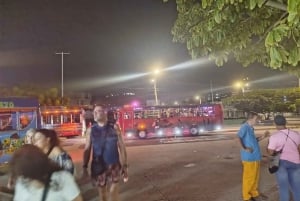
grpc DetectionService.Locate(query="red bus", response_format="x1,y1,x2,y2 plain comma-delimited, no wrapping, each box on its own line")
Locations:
40,106,83,137
116,103,224,139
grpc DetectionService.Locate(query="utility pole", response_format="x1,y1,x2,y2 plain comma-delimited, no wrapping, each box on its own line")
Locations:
55,52,70,103
151,79,158,105
210,80,214,103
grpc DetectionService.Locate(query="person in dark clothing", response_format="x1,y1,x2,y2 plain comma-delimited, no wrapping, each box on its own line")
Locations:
83,105,128,201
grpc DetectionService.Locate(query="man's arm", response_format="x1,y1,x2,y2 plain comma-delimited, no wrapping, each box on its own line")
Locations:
115,124,128,167
82,127,92,168
267,148,276,155
238,137,253,153
256,130,270,142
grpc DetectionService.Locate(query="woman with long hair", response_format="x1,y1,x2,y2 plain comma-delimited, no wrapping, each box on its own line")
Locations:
33,129,74,174
10,144,82,201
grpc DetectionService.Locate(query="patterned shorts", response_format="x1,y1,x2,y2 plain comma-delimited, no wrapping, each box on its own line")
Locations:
92,163,121,187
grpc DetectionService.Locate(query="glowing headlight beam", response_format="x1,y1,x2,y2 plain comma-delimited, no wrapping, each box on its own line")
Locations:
199,74,295,95
164,58,211,72
69,72,148,89
68,57,212,89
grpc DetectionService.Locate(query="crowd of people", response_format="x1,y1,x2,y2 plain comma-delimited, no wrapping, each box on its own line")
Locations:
5,104,128,201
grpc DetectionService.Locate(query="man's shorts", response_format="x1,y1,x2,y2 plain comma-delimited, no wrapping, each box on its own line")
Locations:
92,163,121,187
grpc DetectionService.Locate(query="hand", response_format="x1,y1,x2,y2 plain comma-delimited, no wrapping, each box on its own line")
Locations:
244,147,253,153
77,168,90,185
121,165,129,183
264,130,271,138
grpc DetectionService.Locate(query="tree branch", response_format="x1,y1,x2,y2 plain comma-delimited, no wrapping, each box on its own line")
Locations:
256,11,289,45
265,1,287,11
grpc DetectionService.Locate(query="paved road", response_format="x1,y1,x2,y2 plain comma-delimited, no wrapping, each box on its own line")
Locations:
61,127,283,201
1,124,299,201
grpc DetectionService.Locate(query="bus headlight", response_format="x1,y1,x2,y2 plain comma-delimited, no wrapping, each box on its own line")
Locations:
174,127,182,136
199,128,205,133
157,129,164,136
126,132,134,138
215,125,222,130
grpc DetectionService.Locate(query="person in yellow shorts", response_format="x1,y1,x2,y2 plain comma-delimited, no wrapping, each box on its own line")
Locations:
237,111,269,201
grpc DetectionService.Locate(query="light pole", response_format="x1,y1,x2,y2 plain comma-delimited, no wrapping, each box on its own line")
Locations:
151,69,160,106
195,95,201,104
235,82,245,96
55,52,70,102
210,80,214,103
151,79,158,105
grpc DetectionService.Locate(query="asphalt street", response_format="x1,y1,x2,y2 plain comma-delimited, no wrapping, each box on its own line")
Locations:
0,123,299,201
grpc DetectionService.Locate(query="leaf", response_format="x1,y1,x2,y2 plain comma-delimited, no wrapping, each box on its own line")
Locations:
273,31,282,42
287,0,297,13
288,12,297,23
202,0,207,9
194,35,200,47
249,0,257,10
214,12,222,24
265,32,274,47
270,47,282,63
256,0,265,7
216,57,224,66
216,0,225,10
278,48,289,63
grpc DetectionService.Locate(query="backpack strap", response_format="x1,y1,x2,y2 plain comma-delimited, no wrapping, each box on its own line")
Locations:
41,173,51,201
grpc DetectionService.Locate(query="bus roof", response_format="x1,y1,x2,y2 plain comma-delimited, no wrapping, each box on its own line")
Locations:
0,97,39,108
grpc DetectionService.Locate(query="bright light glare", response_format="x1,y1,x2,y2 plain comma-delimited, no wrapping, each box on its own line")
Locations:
69,72,148,89
126,132,133,138
215,125,222,130
251,74,292,85
154,69,160,75
157,130,164,136
174,127,182,135
68,57,211,89
166,58,211,72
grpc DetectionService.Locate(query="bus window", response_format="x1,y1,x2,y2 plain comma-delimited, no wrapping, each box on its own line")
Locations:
43,115,52,124
63,114,71,123
124,113,130,119
53,114,61,124
73,113,81,123
0,113,13,131
19,112,34,129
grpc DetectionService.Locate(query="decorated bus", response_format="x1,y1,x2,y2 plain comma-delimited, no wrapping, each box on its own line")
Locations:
40,106,83,137
116,103,224,139
0,97,40,163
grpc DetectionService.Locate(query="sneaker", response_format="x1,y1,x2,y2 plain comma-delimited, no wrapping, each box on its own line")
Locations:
243,199,253,201
251,195,268,201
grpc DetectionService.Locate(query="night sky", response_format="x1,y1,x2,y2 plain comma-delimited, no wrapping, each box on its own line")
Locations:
0,0,298,101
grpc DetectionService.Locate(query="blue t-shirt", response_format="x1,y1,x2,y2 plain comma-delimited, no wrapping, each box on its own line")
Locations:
237,123,261,161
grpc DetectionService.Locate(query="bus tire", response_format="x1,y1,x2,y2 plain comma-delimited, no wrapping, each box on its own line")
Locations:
190,127,198,135
138,130,147,139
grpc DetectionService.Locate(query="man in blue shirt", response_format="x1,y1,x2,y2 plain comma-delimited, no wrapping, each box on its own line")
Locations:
237,111,268,201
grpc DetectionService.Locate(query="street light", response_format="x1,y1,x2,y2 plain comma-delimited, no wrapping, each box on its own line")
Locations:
151,79,158,105
235,81,245,96
151,69,160,105
195,95,201,104
55,51,70,102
